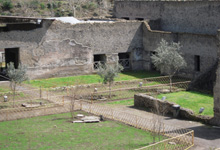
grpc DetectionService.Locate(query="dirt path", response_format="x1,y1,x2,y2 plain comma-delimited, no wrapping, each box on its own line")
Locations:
101,104,220,150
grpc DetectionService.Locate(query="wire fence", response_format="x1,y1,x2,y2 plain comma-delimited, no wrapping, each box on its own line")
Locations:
0,76,193,149
0,76,190,121
81,102,194,150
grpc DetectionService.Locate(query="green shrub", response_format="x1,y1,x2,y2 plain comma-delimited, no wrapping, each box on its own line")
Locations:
40,3,45,9
82,2,97,11
47,2,58,9
88,2,97,10
1,0,13,10
30,0,39,9
57,2,62,8
16,2,21,8
47,3,51,9
55,10,64,17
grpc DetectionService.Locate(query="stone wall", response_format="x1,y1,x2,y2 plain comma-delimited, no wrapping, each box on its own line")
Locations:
42,21,143,71
0,20,143,79
142,22,218,78
134,93,212,124
114,1,220,34
0,17,218,81
212,30,220,126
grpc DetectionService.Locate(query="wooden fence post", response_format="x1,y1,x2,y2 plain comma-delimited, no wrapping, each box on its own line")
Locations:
40,86,42,99
62,96,64,106
135,116,138,128
80,100,82,110
111,109,114,119
47,90,48,100
192,131,194,145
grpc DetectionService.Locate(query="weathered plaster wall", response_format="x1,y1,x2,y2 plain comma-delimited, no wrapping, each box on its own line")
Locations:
212,30,220,126
0,20,143,79
142,22,218,78
114,1,220,34
42,21,143,71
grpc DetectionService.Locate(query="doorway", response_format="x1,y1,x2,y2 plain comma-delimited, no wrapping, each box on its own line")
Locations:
5,48,19,69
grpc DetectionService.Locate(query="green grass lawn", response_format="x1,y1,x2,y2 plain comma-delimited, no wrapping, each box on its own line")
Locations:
26,71,160,88
157,91,214,116
0,99,53,110
0,112,163,150
107,99,134,106
0,86,11,93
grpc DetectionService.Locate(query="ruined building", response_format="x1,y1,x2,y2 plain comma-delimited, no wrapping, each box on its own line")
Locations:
0,0,220,125
114,0,220,125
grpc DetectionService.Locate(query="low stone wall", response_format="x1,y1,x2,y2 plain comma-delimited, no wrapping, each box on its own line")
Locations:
134,93,212,124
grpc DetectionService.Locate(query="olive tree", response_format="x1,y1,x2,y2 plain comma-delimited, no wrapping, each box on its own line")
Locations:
97,62,123,98
151,39,187,91
7,62,28,107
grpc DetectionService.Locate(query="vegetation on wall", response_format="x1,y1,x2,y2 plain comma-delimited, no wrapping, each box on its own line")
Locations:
0,0,114,18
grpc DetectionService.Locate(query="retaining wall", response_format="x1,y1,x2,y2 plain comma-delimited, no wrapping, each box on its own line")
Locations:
134,93,212,124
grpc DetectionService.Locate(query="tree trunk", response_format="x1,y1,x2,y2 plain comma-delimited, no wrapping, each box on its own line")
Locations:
109,82,112,99
70,89,75,120
13,84,16,108
73,7,76,17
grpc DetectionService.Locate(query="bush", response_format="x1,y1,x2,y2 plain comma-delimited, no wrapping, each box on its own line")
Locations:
47,2,58,9
55,10,64,17
30,0,39,9
88,2,97,10
40,3,45,9
82,2,97,11
1,0,13,11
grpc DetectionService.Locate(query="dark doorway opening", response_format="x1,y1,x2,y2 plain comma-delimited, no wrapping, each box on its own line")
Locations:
0,48,19,81
150,51,157,71
93,54,106,70
118,52,130,69
194,55,200,72
136,18,144,21
5,48,19,69
121,17,129,20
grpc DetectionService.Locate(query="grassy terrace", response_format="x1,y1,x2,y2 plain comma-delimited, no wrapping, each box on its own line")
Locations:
26,71,160,88
107,99,134,106
0,112,163,150
157,91,214,116
107,91,214,116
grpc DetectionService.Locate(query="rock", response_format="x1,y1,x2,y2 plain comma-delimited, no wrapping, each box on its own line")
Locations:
81,116,100,121
84,120,100,123
21,103,41,108
168,142,176,145
73,120,84,123
77,114,84,119
81,116,100,123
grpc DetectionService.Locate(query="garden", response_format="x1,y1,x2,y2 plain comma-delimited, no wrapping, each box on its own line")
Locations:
0,111,164,150
107,91,214,117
